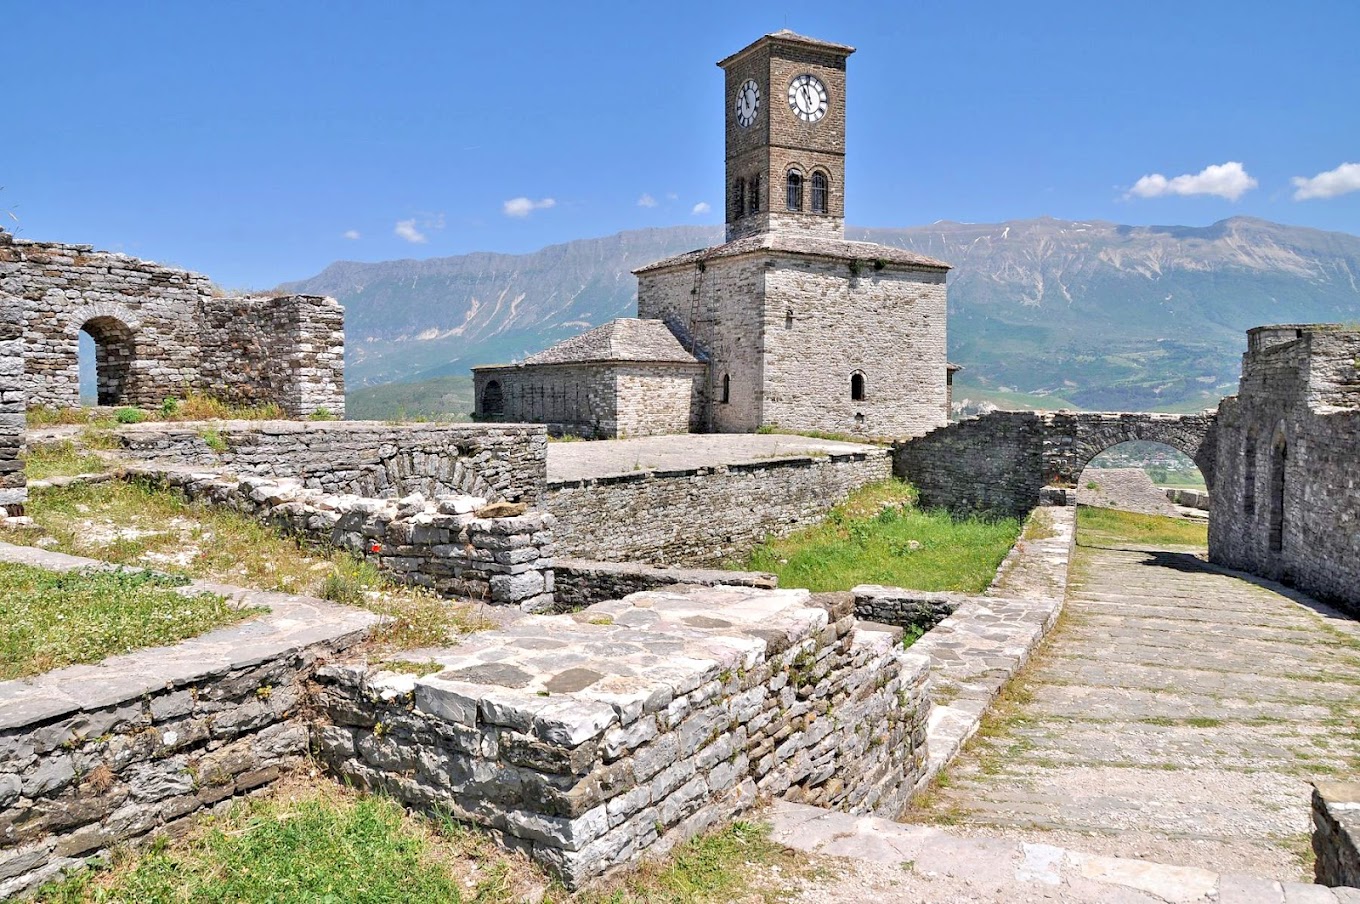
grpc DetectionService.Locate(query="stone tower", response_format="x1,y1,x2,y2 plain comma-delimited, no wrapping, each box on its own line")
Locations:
720,31,853,241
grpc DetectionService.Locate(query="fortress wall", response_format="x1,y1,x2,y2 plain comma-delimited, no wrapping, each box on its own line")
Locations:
129,465,556,611
313,585,928,889
112,420,547,505
0,294,24,516
0,545,377,899
544,448,891,566
0,233,343,416
893,411,1047,519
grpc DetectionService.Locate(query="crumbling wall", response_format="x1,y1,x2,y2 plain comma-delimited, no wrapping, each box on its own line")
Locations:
312,585,928,889
0,293,24,516
0,233,344,417
114,421,547,504
1313,781,1360,888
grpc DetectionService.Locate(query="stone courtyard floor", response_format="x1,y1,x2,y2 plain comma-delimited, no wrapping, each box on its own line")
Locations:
545,433,880,482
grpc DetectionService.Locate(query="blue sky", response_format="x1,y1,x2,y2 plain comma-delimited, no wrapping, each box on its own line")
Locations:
7,0,1359,288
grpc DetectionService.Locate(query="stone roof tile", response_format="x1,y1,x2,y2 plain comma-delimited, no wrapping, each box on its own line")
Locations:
633,232,950,274
520,318,700,366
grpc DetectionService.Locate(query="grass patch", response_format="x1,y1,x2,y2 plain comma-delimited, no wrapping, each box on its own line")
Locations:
0,563,252,680
1076,505,1208,548
36,781,811,904
743,479,1019,593
21,442,111,480
26,392,285,429
22,479,484,653
754,423,884,445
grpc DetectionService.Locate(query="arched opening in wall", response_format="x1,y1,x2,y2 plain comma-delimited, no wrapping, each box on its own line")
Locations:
850,371,866,401
481,380,505,418
78,317,135,407
720,374,730,404
785,170,803,211
1269,433,1287,553
1077,441,1209,526
811,171,829,214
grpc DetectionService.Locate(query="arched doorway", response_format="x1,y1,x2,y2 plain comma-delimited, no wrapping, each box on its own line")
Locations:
78,316,136,406
1077,440,1209,521
481,380,505,419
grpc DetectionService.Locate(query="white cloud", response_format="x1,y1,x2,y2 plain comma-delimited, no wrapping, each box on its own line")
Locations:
691,201,711,215
1291,162,1360,200
1126,161,1258,201
637,193,658,208
666,192,679,201
394,219,426,244
503,196,557,217
342,229,361,240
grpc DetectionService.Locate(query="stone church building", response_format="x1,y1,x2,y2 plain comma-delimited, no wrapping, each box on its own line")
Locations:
474,31,952,439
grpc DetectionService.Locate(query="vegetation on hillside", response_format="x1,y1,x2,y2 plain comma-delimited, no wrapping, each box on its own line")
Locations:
742,480,1019,593
345,375,474,422
34,780,810,903
0,563,250,680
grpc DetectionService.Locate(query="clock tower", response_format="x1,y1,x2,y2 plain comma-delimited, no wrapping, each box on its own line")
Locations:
719,30,854,241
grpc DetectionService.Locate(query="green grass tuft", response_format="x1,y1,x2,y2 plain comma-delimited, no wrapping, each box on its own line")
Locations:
741,479,1019,593
21,442,110,480
0,563,253,680
1076,505,1208,548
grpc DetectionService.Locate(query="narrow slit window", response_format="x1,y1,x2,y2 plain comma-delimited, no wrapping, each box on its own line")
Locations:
749,174,760,214
811,172,828,214
721,374,731,404
850,371,866,401
734,178,745,216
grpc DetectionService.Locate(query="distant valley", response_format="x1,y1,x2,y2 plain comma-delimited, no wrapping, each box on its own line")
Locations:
279,217,1360,418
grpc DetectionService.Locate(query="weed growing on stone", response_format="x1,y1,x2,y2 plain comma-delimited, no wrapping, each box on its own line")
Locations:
743,479,1019,592
0,563,254,680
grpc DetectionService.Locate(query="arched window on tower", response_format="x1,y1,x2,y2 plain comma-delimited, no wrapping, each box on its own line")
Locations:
850,371,866,401
721,374,731,404
811,171,828,214
749,173,760,214
786,171,803,211
734,178,746,216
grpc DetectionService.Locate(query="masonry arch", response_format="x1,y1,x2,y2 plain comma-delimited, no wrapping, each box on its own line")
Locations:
1077,440,1209,518
1045,412,1218,491
78,316,137,406
481,380,505,418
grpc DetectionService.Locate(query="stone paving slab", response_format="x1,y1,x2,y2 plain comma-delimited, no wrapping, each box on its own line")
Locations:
772,800,1360,903
544,433,882,483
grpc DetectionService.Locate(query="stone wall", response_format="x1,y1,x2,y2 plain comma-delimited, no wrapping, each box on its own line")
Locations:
552,557,777,612
130,466,556,611
894,410,1217,519
1210,326,1360,610
0,293,24,516
545,447,892,565
0,543,378,898
312,584,928,889
113,420,547,505
0,232,344,417
852,585,965,633
1313,781,1360,888
473,362,703,439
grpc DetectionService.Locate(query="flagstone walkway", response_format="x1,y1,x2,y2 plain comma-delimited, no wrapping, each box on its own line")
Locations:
909,526,1360,882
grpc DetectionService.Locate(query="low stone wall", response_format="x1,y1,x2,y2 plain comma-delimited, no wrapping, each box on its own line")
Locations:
0,295,24,517
552,558,777,611
131,466,556,611
545,448,891,565
0,542,378,898
1166,488,1210,511
1314,781,1360,888
312,584,928,888
114,420,548,505
852,585,965,633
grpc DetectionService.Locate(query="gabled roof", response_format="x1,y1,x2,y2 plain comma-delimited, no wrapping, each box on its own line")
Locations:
633,232,951,275
518,318,701,366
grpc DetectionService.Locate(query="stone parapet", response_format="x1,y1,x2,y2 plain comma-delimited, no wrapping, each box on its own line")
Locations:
113,420,548,505
0,294,24,517
130,465,556,611
312,584,928,888
553,557,777,611
851,585,965,633
0,542,378,898
1314,781,1360,888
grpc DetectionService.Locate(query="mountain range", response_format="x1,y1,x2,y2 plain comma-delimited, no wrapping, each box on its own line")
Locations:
279,216,1360,416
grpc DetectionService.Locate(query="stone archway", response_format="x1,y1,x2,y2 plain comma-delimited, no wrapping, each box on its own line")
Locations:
1044,412,1219,491
79,315,137,406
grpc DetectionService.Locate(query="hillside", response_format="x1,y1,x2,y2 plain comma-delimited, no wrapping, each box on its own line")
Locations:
282,217,1360,416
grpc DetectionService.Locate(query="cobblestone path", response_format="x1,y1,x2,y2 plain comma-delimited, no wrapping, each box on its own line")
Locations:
911,523,1360,881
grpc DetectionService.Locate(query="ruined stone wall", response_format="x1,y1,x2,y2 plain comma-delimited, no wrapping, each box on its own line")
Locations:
1210,328,1360,609
132,466,556,610
1313,781,1360,888
894,411,1047,519
113,420,547,504
0,546,377,899
761,261,948,440
313,585,928,889
0,233,344,417
0,294,24,516
545,448,891,565
552,558,776,612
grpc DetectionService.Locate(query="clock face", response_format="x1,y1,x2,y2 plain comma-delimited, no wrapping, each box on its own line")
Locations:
735,78,760,128
788,74,828,124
